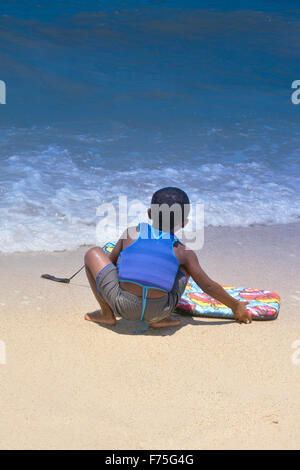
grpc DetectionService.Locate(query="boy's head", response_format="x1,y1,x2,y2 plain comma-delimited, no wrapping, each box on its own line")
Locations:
149,187,190,233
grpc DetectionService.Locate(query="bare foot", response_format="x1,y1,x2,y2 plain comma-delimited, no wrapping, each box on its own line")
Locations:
84,310,117,326
150,315,181,328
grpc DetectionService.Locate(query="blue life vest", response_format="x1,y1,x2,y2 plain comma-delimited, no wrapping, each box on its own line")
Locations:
117,223,180,331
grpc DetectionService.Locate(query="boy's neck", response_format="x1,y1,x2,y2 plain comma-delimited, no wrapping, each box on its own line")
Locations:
150,222,174,235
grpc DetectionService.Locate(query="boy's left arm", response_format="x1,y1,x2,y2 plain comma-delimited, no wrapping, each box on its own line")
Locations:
182,249,252,324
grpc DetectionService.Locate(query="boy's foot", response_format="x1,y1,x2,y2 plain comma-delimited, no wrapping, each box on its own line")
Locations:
84,310,117,326
150,315,181,328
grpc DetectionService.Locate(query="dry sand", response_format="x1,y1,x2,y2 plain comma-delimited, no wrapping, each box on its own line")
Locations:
0,223,299,450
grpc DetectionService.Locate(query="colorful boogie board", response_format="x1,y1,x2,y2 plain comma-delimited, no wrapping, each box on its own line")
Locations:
103,242,280,321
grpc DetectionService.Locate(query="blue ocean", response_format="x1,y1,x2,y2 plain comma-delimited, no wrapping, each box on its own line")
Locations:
0,0,299,252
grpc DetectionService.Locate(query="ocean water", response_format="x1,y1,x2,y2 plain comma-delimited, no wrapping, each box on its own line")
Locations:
0,0,300,252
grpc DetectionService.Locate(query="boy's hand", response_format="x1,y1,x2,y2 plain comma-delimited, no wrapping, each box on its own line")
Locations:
232,301,252,324
178,248,253,324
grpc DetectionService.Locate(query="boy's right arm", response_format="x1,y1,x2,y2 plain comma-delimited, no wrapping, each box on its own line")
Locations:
106,227,137,265
105,229,128,265
182,249,252,324
107,237,122,265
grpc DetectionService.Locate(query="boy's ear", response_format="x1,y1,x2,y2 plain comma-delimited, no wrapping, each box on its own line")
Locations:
148,208,152,219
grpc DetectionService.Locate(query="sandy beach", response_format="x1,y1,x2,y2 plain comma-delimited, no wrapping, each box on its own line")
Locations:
1,0,300,453
0,222,300,450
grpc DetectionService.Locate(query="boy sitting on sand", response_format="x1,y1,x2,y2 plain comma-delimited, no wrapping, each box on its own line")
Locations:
84,187,251,329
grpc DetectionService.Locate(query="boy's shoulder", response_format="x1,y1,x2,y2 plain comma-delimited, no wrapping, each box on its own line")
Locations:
120,226,139,250
126,225,139,240
174,239,187,249
173,239,186,258
173,239,197,265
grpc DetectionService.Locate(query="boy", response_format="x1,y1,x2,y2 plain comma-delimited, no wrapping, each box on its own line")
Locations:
84,187,251,329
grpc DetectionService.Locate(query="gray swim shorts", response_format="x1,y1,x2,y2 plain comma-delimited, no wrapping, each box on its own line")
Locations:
95,264,188,324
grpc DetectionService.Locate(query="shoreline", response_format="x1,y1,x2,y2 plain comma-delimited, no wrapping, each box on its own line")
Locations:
0,222,300,449
1,220,300,256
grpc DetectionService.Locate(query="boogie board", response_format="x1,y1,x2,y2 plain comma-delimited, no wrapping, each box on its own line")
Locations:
103,242,280,321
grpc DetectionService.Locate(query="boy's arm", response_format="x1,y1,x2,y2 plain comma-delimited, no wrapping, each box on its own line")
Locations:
105,230,127,265
105,227,137,265
182,249,252,324
107,238,122,265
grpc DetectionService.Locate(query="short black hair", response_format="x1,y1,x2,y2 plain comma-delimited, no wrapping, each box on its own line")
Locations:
151,187,190,232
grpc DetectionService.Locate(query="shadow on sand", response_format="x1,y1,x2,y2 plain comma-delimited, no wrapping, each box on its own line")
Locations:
84,310,236,337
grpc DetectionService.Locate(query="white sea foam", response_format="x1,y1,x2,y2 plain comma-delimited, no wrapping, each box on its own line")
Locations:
1,2,299,252
0,123,299,253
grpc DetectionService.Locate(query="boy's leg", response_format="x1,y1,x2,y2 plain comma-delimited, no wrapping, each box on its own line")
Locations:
84,247,117,326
